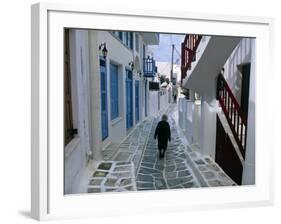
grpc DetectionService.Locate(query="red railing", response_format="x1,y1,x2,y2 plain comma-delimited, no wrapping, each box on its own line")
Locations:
181,34,202,82
217,74,247,158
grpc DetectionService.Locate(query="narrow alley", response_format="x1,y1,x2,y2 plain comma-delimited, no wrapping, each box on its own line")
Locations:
64,30,254,195
85,104,236,193
135,105,199,190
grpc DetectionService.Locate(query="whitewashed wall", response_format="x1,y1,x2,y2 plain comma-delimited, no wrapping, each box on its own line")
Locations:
223,39,252,104
141,80,147,120
178,98,201,146
222,38,255,184
64,140,84,194
65,30,91,194
96,31,133,145
94,31,151,144
242,40,256,185
159,88,169,111
199,99,217,158
149,91,159,116
65,30,160,193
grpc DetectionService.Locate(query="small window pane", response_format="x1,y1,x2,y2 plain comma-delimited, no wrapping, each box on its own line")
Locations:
135,34,139,52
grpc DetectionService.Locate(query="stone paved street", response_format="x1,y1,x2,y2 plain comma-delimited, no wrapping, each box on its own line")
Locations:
136,112,200,191
87,117,154,193
86,104,236,194
88,161,136,193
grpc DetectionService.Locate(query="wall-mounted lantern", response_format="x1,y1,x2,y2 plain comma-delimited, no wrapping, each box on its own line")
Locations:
129,61,134,70
99,43,108,59
137,70,142,78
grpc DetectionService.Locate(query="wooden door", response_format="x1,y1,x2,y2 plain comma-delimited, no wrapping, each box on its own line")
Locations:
241,63,251,119
215,115,243,185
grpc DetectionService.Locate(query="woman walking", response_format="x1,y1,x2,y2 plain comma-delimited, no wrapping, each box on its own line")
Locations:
154,114,171,159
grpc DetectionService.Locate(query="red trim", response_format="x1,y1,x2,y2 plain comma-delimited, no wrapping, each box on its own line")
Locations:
181,35,202,82
217,74,247,158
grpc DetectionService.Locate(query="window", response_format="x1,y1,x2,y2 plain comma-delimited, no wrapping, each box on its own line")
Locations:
122,32,133,50
128,32,133,49
112,31,123,41
110,63,119,120
113,31,134,50
118,31,123,40
135,33,139,52
123,32,127,46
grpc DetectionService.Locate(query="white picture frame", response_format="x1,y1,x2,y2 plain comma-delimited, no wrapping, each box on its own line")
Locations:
31,2,274,221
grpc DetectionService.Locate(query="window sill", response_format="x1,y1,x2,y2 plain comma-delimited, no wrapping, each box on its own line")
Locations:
65,136,81,159
111,117,123,126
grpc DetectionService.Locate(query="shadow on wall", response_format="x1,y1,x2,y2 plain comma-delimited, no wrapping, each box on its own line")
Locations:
225,39,252,104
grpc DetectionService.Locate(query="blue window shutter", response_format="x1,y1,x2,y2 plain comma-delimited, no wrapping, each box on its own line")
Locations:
110,64,119,120
118,32,123,40
130,32,133,49
100,58,108,140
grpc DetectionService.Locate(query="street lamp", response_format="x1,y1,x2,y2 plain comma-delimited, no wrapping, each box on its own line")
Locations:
99,43,108,59
129,61,134,70
137,70,142,78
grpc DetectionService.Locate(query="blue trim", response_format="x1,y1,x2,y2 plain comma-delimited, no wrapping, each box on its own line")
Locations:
110,63,119,120
100,58,108,140
135,81,140,123
145,80,147,117
126,70,133,129
118,32,123,40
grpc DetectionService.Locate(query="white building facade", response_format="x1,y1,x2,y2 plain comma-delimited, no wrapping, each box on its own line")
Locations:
179,35,255,185
64,29,163,194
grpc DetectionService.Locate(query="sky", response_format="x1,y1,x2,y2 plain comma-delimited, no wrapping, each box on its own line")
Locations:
147,34,185,64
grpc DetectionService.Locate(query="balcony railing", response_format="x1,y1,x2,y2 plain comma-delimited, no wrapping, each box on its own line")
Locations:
181,34,202,82
143,57,157,77
217,73,247,158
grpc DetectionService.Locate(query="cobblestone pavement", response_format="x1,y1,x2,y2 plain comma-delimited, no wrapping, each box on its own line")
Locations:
172,103,237,187
87,117,154,193
88,161,137,193
136,108,200,191
87,104,236,193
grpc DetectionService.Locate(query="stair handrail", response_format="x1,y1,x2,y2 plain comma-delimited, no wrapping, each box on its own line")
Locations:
181,34,202,82
217,73,247,158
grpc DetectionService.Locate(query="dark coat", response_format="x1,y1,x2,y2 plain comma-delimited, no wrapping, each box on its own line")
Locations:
154,120,171,150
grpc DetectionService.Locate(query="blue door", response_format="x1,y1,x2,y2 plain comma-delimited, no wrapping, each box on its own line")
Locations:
135,80,140,123
110,63,119,120
145,80,147,117
126,70,133,129
100,59,108,140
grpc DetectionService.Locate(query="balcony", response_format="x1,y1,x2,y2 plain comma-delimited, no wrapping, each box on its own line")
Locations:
143,57,157,78
181,35,202,81
181,35,241,99
141,33,160,45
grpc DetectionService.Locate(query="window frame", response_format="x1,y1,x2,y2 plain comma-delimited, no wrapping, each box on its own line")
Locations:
135,33,139,52
110,63,119,120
